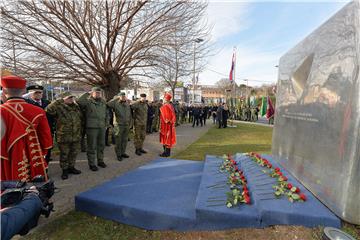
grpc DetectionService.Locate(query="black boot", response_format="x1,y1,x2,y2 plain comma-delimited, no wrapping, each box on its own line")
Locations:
135,149,142,156
140,149,147,154
159,145,166,157
89,165,98,171
61,169,69,180
98,162,107,168
68,167,81,174
166,148,171,157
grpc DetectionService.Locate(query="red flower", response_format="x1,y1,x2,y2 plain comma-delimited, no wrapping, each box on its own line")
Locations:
275,167,280,172
267,163,272,168
282,176,288,181
235,166,239,171
299,193,306,201
287,183,293,189
243,185,248,191
295,187,300,193
277,171,283,176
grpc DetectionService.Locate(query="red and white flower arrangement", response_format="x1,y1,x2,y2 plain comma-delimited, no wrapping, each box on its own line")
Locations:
248,152,306,203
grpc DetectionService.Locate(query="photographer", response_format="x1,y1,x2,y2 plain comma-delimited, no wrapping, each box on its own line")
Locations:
1,177,55,240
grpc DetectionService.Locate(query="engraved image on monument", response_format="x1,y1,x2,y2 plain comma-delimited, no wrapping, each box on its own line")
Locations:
272,1,360,224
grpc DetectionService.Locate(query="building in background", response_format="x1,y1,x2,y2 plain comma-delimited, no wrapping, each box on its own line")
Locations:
199,85,226,104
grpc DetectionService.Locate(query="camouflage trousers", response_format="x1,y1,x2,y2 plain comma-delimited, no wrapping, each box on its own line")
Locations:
58,141,80,170
152,116,159,132
133,124,146,149
114,124,130,158
176,114,180,126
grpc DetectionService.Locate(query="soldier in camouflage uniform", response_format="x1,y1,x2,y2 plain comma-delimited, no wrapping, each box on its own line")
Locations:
151,100,160,132
46,92,82,180
174,101,180,126
180,103,186,124
131,93,148,156
77,87,108,171
107,92,132,161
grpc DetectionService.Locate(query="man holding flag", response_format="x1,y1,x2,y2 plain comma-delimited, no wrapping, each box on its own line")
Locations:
260,96,275,124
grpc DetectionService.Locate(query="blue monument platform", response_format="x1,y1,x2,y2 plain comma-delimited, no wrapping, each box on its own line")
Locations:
75,155,341,230
235,154,341,228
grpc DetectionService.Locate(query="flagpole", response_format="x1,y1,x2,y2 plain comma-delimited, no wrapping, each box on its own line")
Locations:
233,47,236,108
231,47,236,126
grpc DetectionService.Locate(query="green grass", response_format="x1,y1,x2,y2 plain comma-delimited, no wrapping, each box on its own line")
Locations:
24,123,360,240
174,123,273,160
25,211,162,240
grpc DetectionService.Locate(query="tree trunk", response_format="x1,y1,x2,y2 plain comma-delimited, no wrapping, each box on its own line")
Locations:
103,71,121,101
171,87,175,102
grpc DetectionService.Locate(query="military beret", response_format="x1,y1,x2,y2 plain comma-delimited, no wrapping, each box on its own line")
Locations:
140,93,146,97
91,87,102,92
61,91,75,99
118,92,126,96
1,75,26,89
27,85,44,92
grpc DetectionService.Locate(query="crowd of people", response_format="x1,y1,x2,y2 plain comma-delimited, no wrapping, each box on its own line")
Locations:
0,74,271,183
0,75,177,182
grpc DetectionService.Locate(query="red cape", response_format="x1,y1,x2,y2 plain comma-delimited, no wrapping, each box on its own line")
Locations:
159,103,176,148
1,99,52,181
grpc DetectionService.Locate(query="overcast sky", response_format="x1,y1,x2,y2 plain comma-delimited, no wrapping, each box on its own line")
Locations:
200,0,350,87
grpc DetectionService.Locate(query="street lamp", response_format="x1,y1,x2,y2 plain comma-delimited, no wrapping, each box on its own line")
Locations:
192,38,204,103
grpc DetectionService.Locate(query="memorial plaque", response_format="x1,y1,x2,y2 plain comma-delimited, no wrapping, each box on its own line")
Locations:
272,1,360,224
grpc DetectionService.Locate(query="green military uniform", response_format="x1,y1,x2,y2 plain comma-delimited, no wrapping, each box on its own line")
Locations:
174,102,180,126
180,104,186,124
46,92,82,176
107,93,132,161
152,101,160,132
77,89,108,168
131,99,148,153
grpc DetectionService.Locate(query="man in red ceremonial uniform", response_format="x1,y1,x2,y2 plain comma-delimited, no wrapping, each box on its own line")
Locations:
0,75,52,181
159,93,176,157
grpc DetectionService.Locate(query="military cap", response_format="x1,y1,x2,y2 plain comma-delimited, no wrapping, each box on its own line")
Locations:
117,92,126,96
140,93,146,97
91,86,102,92
61,91,75,99
1,75,26,89
27,85,44,92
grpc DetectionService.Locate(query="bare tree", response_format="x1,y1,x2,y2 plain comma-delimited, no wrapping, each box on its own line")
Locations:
151,1,211,98
1,0,206,99
216,78,236,92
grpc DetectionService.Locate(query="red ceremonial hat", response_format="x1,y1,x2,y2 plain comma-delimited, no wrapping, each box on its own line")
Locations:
1,75,26,89
164,93,172,101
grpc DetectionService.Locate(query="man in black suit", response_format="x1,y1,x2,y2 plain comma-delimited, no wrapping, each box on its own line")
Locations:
25,85,54,163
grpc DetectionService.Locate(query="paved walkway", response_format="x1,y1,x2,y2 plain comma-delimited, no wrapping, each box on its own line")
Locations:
44,123,211,222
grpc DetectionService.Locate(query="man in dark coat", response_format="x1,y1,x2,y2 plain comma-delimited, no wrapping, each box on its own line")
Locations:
216,103,224,128
192,105,201,127
25,85,54,163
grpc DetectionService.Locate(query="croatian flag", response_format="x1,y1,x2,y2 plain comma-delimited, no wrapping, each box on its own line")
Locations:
229,51,236,82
